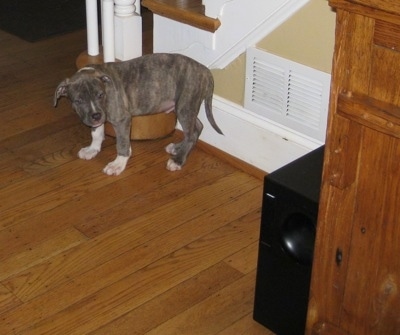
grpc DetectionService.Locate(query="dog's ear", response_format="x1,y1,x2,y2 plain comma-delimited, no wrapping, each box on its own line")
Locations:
54,79,69,107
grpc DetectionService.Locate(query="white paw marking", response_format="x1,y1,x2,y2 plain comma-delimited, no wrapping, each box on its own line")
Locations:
78,124,104,160
165,143,177,155
166,159,182,171
78,147,100,160
103,155,129,176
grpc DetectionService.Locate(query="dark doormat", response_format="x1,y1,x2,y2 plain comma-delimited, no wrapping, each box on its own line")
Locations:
0,0,88,42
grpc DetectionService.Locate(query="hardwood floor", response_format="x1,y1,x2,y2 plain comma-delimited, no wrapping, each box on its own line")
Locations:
0,22,273,335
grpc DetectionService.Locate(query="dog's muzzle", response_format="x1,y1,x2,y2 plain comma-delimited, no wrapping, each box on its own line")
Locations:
92,113,102,122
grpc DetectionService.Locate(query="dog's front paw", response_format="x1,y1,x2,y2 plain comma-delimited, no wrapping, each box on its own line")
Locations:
103,155,129,176
166,158,182,171
78,146,100,160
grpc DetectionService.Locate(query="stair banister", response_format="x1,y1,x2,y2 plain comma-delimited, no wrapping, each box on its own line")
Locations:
83,0,142,64
85,0,100,56
114,0,142,61
102,0,115,62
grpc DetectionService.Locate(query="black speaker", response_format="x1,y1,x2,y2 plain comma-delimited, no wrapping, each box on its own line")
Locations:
253,146,324,335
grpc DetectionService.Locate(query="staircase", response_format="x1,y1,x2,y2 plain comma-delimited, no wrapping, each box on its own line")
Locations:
143,0,310,69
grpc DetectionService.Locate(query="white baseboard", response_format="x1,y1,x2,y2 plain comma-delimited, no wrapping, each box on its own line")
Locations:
193,96,324,173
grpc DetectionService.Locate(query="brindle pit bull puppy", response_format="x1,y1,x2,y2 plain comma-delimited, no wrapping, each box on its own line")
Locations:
54,53,223,176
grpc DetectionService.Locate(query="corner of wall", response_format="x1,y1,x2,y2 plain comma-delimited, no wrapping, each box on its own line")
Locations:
211,53,246,106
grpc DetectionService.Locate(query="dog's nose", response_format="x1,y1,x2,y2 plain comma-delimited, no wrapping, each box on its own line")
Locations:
91,113,102,121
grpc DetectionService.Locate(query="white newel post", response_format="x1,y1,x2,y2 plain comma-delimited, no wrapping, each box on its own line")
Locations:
114,0,142,60
84,0,141,63
85,0,100,56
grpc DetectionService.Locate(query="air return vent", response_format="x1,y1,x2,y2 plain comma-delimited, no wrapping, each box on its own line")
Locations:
245,48,331,142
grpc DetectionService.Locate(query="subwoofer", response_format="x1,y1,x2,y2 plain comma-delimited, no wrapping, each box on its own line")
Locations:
253,146,324,335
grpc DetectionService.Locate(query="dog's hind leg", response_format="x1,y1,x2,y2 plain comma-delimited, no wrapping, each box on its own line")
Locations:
165,116,203,171
78,124,105,160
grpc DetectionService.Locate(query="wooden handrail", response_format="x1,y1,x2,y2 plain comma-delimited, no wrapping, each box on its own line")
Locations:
142,0,221,32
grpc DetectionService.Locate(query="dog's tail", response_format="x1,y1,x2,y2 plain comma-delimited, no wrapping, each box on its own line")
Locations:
205,86,223,135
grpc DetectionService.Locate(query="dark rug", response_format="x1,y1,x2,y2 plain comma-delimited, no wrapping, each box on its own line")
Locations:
0,0,88,42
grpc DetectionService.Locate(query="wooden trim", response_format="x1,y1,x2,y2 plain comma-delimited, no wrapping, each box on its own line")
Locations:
142,0,221,32
337,91,400,139
374,19,400,51
346,0,400,16
329,0,400,25
196,139,267,180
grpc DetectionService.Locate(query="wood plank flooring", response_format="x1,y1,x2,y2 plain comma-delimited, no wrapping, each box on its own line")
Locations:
0,22,274,334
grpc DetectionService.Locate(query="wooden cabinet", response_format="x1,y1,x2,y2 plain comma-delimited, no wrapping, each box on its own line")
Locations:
306,1,400,334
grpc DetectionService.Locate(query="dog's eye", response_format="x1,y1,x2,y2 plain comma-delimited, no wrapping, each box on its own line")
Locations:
74,98,83,105
97,92,105,100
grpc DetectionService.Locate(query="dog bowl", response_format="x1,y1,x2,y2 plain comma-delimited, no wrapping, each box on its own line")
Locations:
104,112,177,140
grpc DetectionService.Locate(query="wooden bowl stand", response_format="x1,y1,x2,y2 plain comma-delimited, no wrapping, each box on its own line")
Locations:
104,112,177,140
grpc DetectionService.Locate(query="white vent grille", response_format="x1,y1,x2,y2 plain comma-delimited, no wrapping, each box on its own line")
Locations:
245,48,331,142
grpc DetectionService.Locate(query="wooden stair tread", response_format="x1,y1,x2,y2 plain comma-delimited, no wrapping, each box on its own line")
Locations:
142,0,221,32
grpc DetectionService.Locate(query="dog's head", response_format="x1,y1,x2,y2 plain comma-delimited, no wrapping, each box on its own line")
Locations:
54,67,112,128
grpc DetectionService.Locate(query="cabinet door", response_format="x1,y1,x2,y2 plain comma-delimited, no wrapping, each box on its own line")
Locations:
307,9,400,335
308,86,400,335
340,124,400,335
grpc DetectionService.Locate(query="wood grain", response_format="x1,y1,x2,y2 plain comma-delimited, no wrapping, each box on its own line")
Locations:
374,19,400,51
